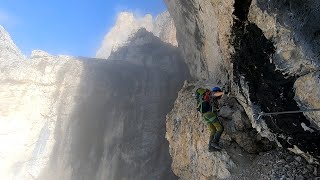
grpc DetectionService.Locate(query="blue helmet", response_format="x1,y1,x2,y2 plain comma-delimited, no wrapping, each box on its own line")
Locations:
212,87,221,92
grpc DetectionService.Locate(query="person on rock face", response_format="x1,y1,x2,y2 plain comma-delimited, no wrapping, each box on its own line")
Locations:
206,87,224,151
196,86,224,151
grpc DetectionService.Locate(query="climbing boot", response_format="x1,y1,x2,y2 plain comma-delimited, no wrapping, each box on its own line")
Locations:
208,135,221,151
211,143,222,150
208,135,215,152
208,145,216,152
213,131,222,144
209,143,221,151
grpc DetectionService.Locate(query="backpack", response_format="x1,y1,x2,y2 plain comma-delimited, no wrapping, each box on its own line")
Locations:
195,88,212,113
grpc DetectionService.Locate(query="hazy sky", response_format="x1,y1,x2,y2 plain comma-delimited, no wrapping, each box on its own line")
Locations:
0,0,166,57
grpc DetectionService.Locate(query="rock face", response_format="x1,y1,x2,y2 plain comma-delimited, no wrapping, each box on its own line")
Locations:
153,11,177,47
248,0,320,76
0,25,24,64
294,72,320,128
166,81,317,179
247,1,320,139
164,0,234,81
167,82,234,180
0,52,83,179
165,0,320,179
0,26,189,179
231,0,320,161
96,11,177,59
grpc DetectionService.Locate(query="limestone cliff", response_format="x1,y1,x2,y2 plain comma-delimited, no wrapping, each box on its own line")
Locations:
0,26,189,179
96,11,177,59
0,25,24,65
165,0,320,179
0,52,83,179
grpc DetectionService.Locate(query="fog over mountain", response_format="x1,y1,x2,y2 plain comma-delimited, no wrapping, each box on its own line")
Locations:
0,12,189,179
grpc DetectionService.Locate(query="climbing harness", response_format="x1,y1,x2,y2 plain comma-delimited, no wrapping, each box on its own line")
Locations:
256,108,320,121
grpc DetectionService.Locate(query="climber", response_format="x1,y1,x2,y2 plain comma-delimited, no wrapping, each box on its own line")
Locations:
195,87,224,152
207,87,224,151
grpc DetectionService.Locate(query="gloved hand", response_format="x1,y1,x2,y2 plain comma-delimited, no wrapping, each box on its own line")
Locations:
221,85,231,96
221,86,226,92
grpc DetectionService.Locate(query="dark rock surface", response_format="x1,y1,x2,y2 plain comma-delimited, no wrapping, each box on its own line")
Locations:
232,1,320,160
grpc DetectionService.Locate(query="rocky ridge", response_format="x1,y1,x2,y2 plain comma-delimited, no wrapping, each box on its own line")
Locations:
96,11,177,59
0,25,24,65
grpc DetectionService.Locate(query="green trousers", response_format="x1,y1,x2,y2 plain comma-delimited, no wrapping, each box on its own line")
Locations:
209,121,224,145
203,112,224,144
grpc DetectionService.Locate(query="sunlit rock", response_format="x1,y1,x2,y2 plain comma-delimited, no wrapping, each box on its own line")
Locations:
96,11,177,59
0,25,24,64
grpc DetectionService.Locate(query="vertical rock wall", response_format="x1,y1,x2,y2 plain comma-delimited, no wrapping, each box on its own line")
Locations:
165,0,234,82
0,53,83,179
165,0,320,179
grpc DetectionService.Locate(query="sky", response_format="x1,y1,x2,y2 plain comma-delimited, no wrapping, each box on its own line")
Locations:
0,0,166,57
